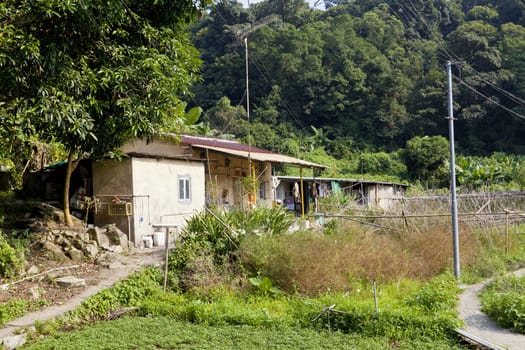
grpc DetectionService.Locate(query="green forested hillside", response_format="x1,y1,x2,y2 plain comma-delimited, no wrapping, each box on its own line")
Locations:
189,0,525,157
1,1,525,190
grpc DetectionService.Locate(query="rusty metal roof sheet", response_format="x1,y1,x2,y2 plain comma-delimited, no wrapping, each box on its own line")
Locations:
182,135,326,169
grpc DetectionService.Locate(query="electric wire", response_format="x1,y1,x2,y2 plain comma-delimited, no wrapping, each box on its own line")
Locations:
455,76,525,121
248,54,309,132
461,64,525,107
398,0,525,108
215,8,309,133
393,0,525,114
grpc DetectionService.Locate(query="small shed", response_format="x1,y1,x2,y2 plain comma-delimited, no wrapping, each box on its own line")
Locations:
275,176,409,211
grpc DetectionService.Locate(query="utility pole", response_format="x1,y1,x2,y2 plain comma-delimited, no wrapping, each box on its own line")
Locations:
447,61,460,280
236,16,279,207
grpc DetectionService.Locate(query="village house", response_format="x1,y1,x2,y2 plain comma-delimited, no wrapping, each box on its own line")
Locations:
28,134,408,246
29,134,326,245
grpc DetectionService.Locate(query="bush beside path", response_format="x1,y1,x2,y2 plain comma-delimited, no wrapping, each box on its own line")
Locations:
457,268,525,350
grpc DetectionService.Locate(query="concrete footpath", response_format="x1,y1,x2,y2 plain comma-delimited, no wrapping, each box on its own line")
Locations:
458,268,525,350
0,248,164,348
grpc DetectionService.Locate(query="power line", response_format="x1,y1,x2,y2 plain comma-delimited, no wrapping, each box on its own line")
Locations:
461,65,525,107
207,7,309,134
248,54,309,132
394,0,525,113
455,76,525,121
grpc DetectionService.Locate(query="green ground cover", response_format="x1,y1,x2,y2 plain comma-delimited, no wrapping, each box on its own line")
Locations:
480,275,525,334
21,268,465,349
16,208,525,348
24,316,465,350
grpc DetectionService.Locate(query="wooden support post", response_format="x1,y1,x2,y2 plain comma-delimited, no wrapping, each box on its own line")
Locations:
300,166,304,217
163,226,169,292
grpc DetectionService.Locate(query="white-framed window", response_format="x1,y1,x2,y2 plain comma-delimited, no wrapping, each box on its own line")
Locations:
179,176,191,202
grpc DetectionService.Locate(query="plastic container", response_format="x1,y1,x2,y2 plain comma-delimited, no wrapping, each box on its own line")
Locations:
153,231,166,247
142,236,153,249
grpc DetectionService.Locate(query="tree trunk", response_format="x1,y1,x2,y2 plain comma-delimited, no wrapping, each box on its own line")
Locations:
63,151,81,226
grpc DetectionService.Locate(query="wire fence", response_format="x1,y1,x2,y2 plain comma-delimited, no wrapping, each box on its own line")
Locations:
318,191,525,237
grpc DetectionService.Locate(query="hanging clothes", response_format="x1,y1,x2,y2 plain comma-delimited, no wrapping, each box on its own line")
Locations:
293,182,301,203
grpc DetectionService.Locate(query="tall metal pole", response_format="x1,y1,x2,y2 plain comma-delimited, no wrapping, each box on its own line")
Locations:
447,61,460,280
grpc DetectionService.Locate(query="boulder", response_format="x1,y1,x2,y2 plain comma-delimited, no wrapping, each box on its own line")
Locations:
55,276,86,288
1,334,27,350
63,230,78,239
107,245,123,254
27,286,42,300
43,242,68,262
65,246,84,262
95,252,118,267
88,227,110,250
71,238,86,251
84,243,99,258
77,231,90,242
103,224,129,252
26,265,39,275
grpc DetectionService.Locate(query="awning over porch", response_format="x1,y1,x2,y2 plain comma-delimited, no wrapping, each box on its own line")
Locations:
181,135,326,169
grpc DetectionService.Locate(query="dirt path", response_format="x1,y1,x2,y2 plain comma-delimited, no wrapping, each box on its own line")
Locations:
457,269,525,350
0,247,164,346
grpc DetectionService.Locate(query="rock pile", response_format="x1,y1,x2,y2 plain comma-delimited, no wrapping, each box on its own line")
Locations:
34,224,131,264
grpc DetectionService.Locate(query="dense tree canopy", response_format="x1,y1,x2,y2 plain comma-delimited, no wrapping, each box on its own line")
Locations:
2,0,525,194
189,0,525,158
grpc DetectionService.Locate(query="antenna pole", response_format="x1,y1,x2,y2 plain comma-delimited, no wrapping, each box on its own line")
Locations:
244,37,251,169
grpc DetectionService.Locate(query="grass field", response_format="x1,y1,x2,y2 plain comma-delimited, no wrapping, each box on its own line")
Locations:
19,207,525,349
24,316,466,350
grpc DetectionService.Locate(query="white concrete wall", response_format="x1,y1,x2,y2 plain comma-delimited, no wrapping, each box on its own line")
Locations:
131,157,205,244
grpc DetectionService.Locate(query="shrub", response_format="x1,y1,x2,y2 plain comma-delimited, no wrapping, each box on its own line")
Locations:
65,267,163,324
0,299,46,326
357,151,407,177
406,272,459,312
135,279,460,344
240,225,477,295
169,208,293,291
480,275,525,333
0,231,24,278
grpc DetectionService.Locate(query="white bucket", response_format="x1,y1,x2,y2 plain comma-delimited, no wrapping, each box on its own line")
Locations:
153,231,165,247
143,236,153,249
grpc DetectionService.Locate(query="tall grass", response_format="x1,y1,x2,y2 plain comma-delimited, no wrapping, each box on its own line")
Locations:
173,204,523,295
240,220,482,295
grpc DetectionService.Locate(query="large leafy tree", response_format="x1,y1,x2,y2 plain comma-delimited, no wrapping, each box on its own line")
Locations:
0,0,209,225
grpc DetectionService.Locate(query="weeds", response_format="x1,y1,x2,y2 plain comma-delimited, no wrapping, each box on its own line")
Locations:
0,299,46,326
480,275,525,333
0,230,25,278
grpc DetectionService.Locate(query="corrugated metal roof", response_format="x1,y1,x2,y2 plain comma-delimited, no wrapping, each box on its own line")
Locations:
277,175,409,187
182,135,327,169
